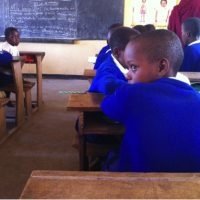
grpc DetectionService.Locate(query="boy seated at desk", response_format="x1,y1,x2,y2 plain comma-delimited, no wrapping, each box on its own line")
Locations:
101,29,200,172
0,27,34,106
89,26,140,95
94,23,122,70
180,17,200,72
0,27,20,57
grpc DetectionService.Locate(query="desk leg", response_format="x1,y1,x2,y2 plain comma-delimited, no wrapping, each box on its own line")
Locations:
12,61,25,126
0,105,7,138
36,55,43,108
79,135,89,171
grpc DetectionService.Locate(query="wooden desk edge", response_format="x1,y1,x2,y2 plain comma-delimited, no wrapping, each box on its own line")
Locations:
26,170,200,180
20,170,200,199
66,93,104,112
19,51,45,60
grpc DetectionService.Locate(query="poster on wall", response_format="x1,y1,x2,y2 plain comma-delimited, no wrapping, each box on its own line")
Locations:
131,0,177,27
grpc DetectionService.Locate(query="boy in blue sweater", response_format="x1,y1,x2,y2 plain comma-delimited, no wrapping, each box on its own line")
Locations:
101,29,200,172
89,27,140,95
180,17,200,71
94,23,122,70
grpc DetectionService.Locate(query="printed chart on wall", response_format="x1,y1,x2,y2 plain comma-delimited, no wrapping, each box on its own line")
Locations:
131,0,177,27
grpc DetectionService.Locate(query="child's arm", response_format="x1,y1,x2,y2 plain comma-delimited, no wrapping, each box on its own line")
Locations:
101,84,129,122
89,66,127,95
98,73,126,95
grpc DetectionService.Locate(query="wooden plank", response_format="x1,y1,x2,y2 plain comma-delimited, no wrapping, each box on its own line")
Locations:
66,93,104,112
20,51,45,61
20,170,200,199
0,98,9,137
12,59,25,126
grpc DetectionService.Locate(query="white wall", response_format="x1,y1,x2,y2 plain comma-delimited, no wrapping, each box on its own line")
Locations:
0,40,106,75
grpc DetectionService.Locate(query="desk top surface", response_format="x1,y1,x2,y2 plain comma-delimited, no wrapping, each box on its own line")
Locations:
66,92,104,112
20,51,45,56
20,170,200,199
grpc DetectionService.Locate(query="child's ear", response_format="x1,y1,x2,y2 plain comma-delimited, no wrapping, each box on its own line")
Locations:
112,47,121,59
158,58,170,77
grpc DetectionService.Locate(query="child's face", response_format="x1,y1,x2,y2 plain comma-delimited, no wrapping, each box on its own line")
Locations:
124,41,161,84
181,25,189,46
7,31,20,46
161,0,167,7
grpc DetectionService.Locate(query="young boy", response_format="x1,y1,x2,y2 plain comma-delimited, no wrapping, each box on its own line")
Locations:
180,17,200,71
0,27,20,105
101,29,200,172
0,27,20,57
94,23,122,70
89,26,140,95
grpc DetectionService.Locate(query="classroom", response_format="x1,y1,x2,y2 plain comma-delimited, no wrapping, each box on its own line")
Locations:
0,0,200,199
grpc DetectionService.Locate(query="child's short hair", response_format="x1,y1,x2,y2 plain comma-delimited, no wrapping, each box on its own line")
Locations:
182,17,200,39
109,27,140,52
133,25,146,33
108,23,122,32
4,27,19,40
131,29,183,73
144,24,156,32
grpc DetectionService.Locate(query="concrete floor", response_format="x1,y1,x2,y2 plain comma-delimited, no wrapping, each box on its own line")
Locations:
0,78,90,199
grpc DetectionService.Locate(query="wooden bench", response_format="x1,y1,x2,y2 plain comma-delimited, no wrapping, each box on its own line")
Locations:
2,58,34,128
0,97,9,138
20,170,200,199
67,93,124,170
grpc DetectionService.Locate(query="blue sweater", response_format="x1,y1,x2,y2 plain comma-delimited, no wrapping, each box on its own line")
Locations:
0,50,13,88
180,42,200,72
101,78,200,172
89,54,127,95
94,45,111,70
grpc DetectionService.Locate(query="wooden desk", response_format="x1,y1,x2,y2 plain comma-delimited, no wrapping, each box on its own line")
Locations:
0,98,9,137
83,69,96,79
20,51,45,108
67,93,124,170
181,72,200,82
67,92,103,112
20,170,200,199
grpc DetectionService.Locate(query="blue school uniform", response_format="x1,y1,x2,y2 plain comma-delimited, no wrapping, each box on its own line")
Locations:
101,78,200,172
180,42,200,72
89,54,127,95
94,45,111,70
0,51,13,88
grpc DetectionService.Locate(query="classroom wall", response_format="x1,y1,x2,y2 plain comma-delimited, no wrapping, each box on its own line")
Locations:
0,0,180,76
0,40,106,75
